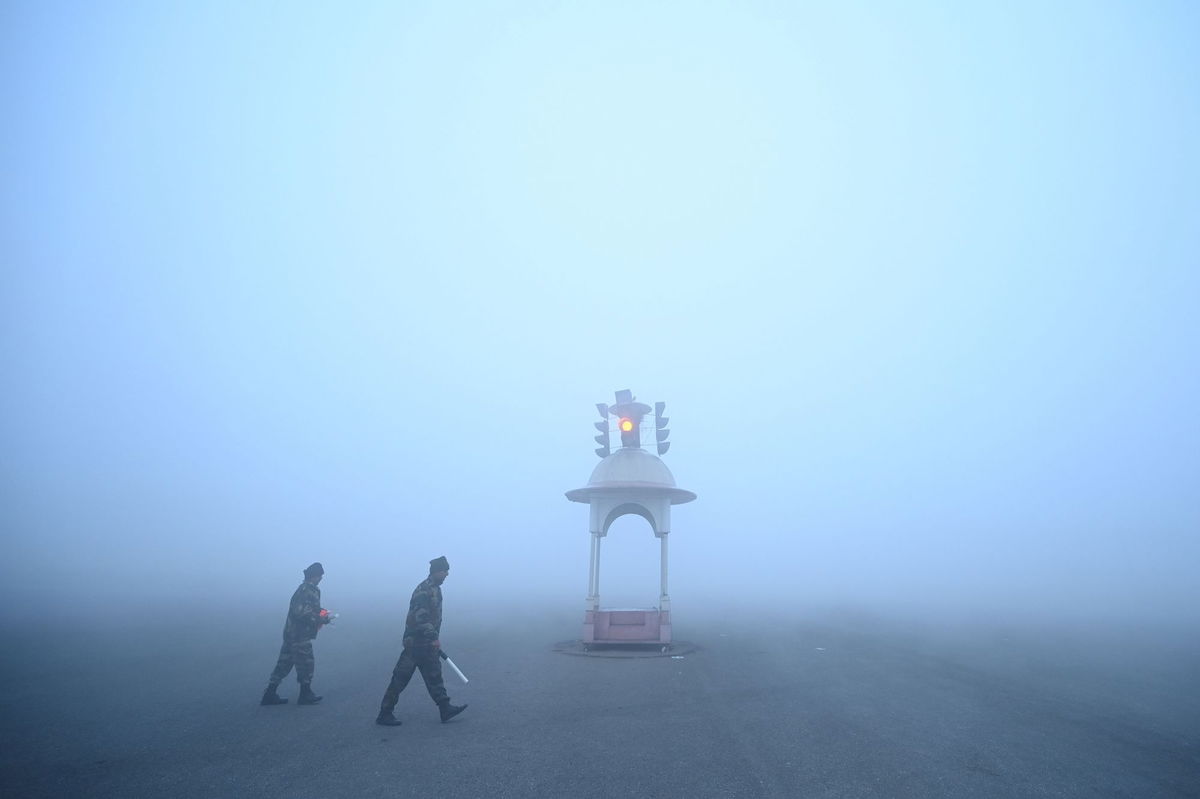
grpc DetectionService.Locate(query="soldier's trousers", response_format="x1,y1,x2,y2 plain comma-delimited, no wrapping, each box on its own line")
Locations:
380,646,448,711
268,639,315,686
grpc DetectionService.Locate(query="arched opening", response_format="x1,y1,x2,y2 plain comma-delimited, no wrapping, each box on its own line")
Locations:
600,513,660,609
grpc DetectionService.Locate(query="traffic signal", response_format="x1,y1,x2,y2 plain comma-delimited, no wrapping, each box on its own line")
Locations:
594,403,610,458
655,401,670,455
608,390,650,450
618,415,640,449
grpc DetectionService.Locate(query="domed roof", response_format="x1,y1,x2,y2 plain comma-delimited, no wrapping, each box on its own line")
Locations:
566,448,696,504
587,447,677,487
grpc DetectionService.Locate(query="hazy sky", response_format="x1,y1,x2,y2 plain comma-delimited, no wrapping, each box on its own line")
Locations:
3,2,1197,622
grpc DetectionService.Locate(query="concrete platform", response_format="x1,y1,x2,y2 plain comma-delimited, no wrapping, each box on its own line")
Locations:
553,639,699,657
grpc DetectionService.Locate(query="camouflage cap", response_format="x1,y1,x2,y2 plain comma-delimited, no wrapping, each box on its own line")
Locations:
429,555,450,573
304,562,324,578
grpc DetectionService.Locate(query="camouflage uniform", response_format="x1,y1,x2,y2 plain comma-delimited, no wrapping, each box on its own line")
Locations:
268,581,323,686
379,576,449,711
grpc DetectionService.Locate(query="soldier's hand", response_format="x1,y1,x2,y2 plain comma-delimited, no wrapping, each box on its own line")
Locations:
431,639,441,652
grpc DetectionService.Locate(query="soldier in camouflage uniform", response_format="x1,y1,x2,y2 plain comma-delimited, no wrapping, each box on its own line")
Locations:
376,556,468,726
260,562,331,706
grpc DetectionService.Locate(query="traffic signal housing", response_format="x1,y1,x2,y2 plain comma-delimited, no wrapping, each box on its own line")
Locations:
618,415,640,449
609,390,650,450
655,401,670,455
594,403,610,458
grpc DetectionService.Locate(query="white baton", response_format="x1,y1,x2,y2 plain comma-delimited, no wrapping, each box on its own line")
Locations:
438,651,469,684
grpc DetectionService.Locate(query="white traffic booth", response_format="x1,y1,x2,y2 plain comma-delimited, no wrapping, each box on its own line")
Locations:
566,391,696,650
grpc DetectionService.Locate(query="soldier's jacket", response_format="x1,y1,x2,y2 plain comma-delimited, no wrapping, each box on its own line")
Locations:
402,577,442,648
282,581,323,642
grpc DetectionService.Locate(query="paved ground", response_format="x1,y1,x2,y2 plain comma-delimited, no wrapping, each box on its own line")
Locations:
1,602,1197,798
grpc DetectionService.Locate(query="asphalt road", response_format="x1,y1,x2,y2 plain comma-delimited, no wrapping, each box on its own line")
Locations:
2,603,1197,798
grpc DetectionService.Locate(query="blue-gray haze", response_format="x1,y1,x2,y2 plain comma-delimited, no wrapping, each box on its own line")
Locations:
3,1,1197,625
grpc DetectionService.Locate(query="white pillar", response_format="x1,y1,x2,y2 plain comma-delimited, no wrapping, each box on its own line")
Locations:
587,532,597,601
593,534,602,609
660,533,670,609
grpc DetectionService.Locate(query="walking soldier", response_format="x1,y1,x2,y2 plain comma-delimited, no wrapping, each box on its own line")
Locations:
261,562,331,706
376,556,467,726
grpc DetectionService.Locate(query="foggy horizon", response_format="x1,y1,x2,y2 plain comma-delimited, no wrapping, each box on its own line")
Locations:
3,2,1198,630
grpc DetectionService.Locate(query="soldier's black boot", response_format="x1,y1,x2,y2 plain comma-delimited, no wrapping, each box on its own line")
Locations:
260,685,288,705
438,701,467,723
297,683,323,705
376,710,402,726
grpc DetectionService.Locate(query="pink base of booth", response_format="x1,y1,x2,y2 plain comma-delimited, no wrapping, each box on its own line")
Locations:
583,609,672,645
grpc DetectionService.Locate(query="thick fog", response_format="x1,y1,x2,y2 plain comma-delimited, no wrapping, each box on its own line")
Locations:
3,2,1197,628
